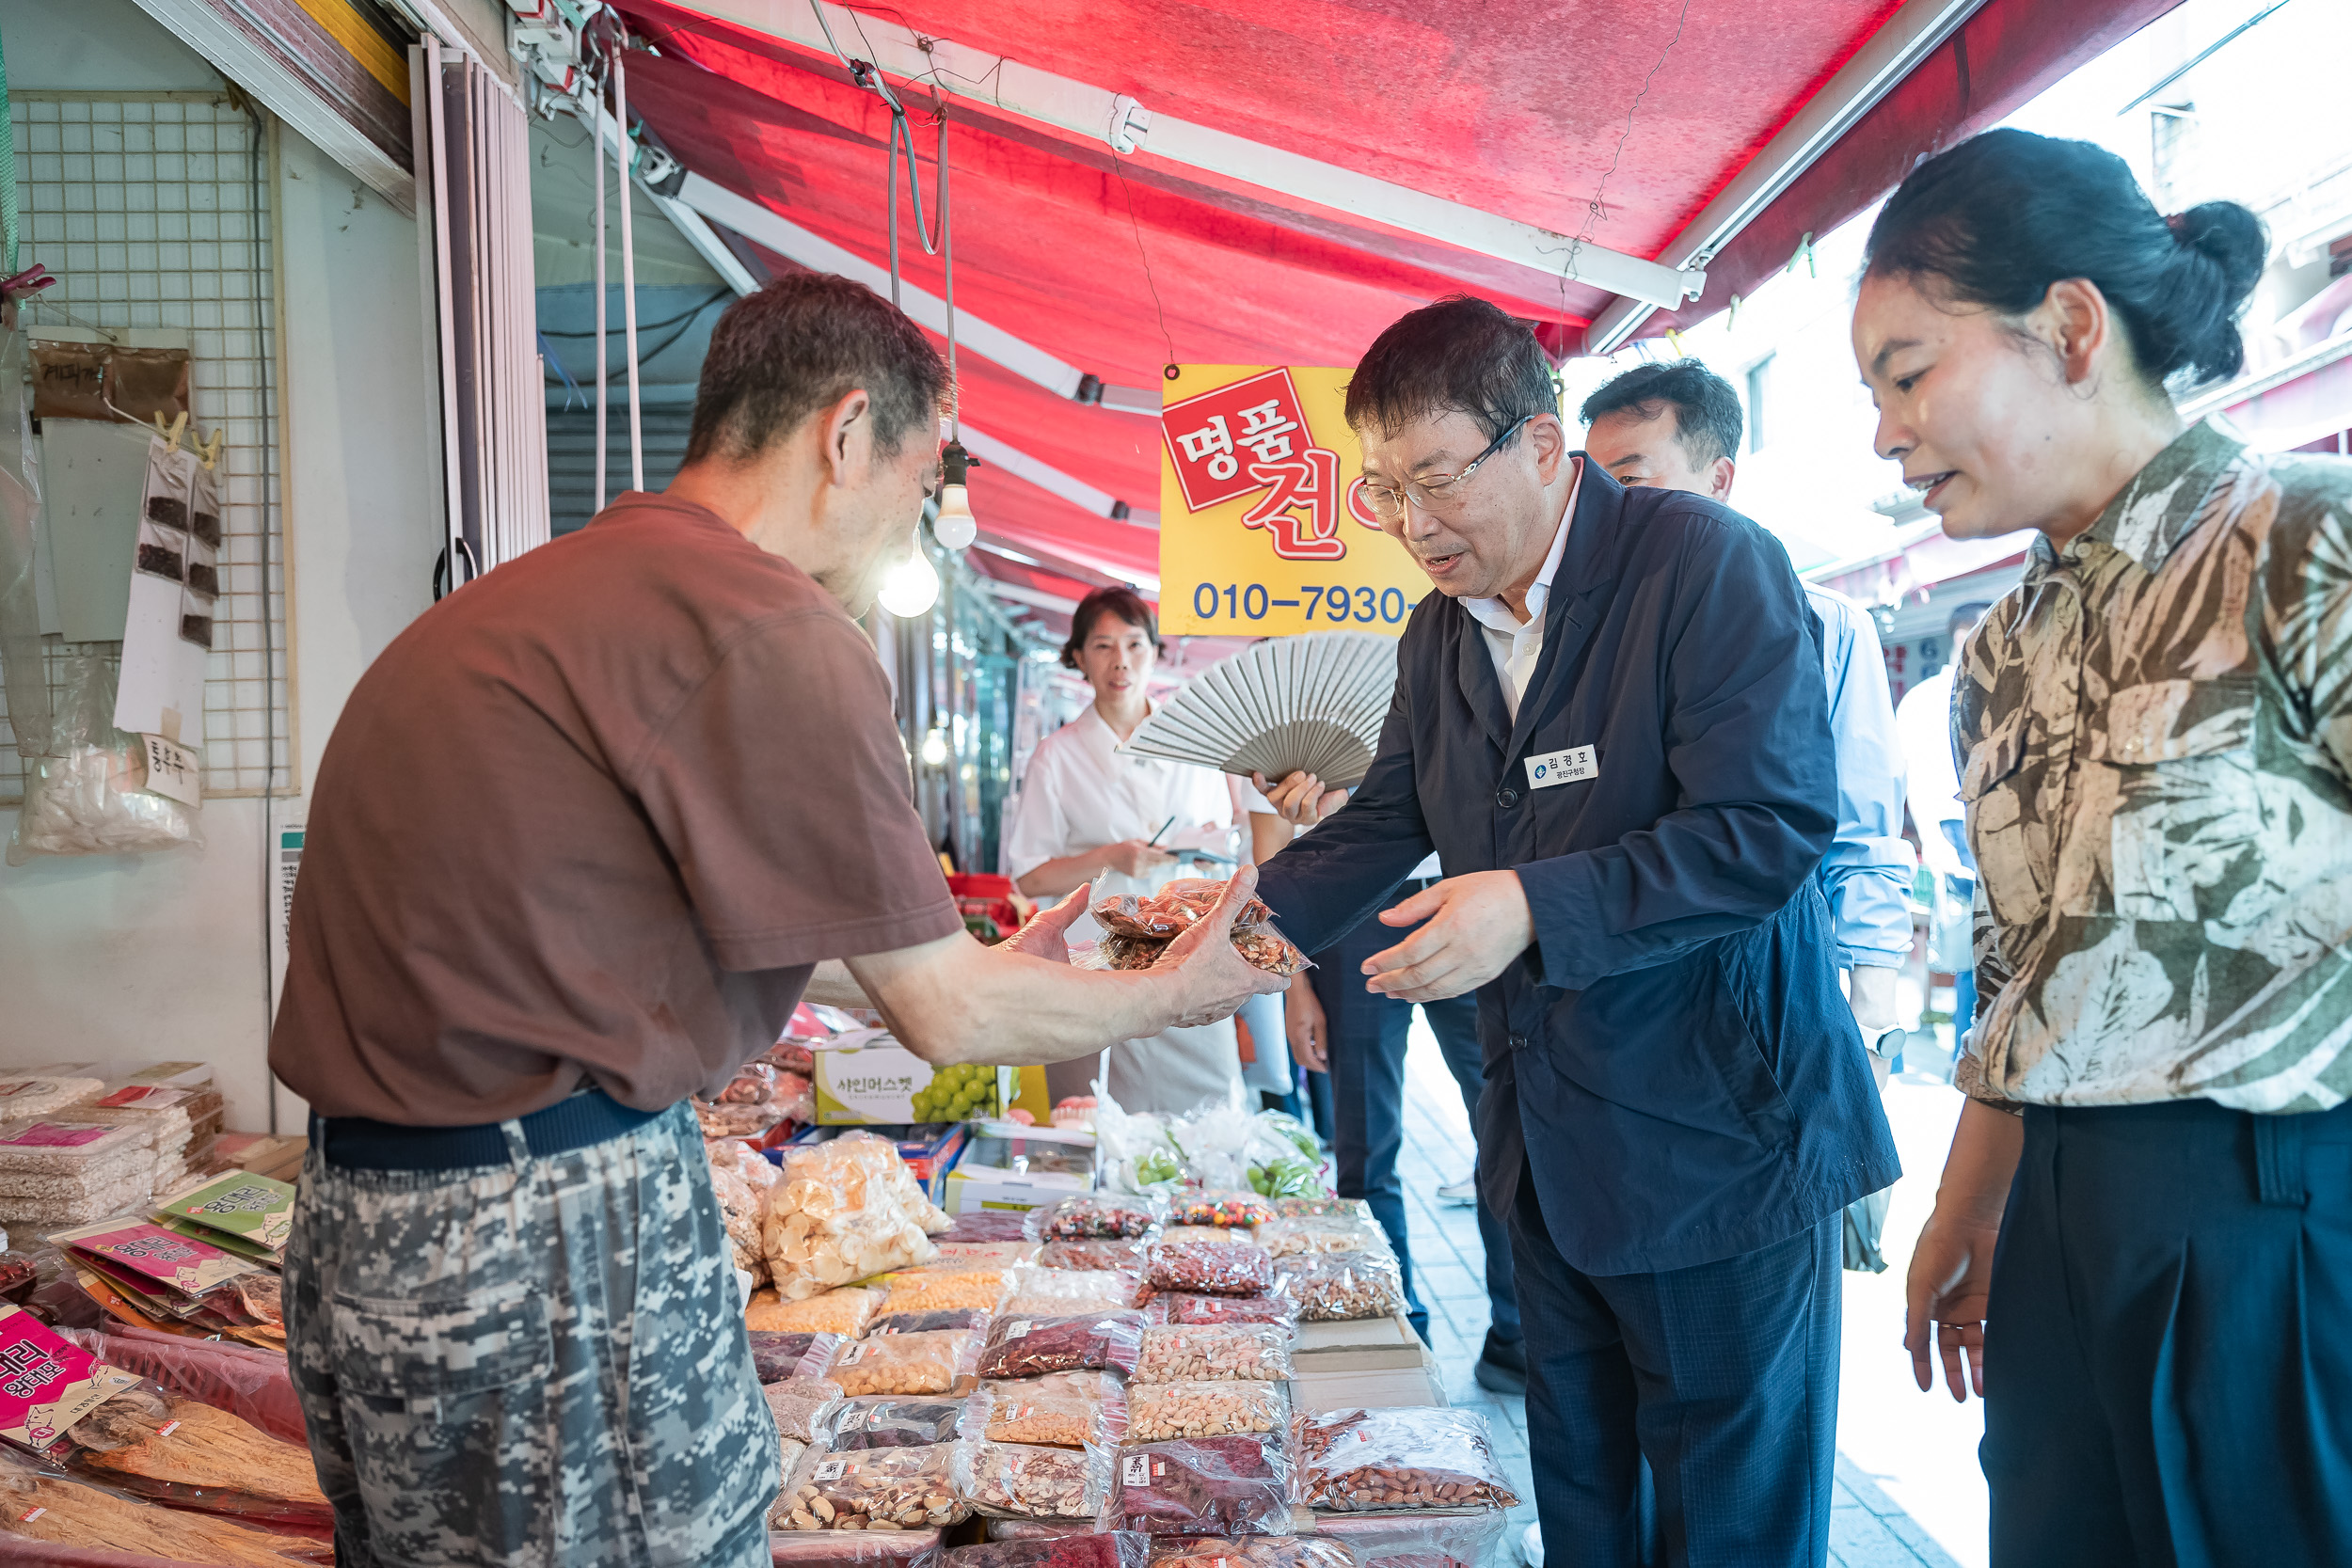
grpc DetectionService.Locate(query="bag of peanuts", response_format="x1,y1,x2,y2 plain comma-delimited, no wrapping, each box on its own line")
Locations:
1104,1433,1295,1535
968,1441,1113,1520
1251,1217,1392,1259
979,1370,1129,1449
946,1531,1154,1568
1143,1241,1275,1298
1274,1252,1406,1322
1133,1324,1293,1385
829,1329,983,1397
1147,1538,1359,1568
1148,1292,1297,1330
1125,1380,1288,1444
1295,1407,1520,1512
777,1440,975,1531
978,1311,1145,1379
820,1395,980,1450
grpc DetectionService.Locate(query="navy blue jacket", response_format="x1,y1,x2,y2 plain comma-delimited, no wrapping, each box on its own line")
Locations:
1255,466,1899,1276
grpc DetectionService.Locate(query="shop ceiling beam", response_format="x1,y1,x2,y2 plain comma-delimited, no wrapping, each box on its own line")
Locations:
127,0,417,210
663,0,1703,311
670,171,1159,419
1584,0,1988,354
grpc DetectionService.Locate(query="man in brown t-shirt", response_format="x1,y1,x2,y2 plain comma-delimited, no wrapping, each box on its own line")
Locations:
272,275,1279,1568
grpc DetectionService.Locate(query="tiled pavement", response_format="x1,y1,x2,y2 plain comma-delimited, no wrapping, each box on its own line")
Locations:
1390,1016,1968,1568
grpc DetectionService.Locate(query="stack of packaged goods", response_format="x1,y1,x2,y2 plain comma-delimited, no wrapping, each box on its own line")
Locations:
142,1170,295,1346
52,1198,286,1348
708,1138,782,1289
0,1117,155,1236
72,1072,228,1201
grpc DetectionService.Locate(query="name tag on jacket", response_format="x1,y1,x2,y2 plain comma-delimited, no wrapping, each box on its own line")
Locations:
1525,745,1597,788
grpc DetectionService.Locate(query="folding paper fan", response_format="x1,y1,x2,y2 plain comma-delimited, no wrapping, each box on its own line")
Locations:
1120,632,1399,788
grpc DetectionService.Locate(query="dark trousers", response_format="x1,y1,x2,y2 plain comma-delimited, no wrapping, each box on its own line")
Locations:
1984,1099,2352,1568
1510,1164,1839,1568
1310,910,1520,1345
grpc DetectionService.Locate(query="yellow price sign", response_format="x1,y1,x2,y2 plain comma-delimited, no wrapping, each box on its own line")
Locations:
1157,364,1425,636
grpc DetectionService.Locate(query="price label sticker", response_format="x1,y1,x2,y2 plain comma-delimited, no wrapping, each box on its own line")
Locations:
138,733,202,805
814,1459,850,1482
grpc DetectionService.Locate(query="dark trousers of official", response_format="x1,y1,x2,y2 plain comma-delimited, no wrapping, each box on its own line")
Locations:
1984,1099,2352,1568
1310,910,1520,1346
1509,1166,1839,1568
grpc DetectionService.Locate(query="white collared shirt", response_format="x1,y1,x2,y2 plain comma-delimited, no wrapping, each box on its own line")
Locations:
1461,460,1581,721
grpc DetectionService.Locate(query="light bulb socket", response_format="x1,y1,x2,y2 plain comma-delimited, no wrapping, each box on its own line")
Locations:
941,439,977,487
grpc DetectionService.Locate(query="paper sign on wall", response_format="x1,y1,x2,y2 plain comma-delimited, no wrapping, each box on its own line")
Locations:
1159,366,1427,637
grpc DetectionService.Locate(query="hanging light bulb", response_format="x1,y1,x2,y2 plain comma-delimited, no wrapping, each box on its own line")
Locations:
932,440,978,550
919,728,950,767
878,531,941,618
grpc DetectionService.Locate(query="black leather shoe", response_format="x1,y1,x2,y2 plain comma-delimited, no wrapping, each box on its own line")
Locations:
1474,1333,1527,1396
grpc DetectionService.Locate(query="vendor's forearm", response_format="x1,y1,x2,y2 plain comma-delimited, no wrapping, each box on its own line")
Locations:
803,960,869,1009
1933,1098,2026,1227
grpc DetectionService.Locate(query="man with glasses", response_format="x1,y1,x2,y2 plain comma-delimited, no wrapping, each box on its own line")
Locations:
1252,297,1898,1567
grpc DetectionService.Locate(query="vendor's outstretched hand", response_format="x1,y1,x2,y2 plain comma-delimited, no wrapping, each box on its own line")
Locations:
1159,864,1289,1026
999,882,1090,965
1251,769,1351,829
1360,871,1533,1003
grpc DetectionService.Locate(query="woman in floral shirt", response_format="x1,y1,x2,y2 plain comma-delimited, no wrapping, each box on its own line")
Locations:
1854,129,2352,1562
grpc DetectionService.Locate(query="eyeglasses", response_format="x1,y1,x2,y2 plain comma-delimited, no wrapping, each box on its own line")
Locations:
1356,414,1536,521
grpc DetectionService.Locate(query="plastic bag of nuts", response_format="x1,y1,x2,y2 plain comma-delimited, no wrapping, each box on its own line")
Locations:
868,1307,995,1337
1251,1217,1391,1259
1143,1242,1275,1298
936,1241,1043,1267
1104,1434,1295,1535
1146,1539,1358,1568
749,1330,848,1385
1125,1380,1287,1443
979,1371,1128,1449
821,1395,979,1450
1296,1407,1520,1512
829,1329,983,1397
946,1531,1154,1568
1036,1240,1148,1272
766,1377,847,1443
968,1442,1111,1520
1149,1293,1296,1330
1273,1252,1406,1322
1269,1196,1372,1221
978,1311,1144,1379
1026,1196,1166,1243
1001,1266,1140,1317
778,1441,975,1530
1133,1324,1292,1385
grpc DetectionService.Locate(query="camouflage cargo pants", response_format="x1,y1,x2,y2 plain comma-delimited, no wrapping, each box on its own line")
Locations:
283,1100,778,1567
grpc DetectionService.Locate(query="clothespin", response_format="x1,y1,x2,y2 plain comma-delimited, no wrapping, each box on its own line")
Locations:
150,410,189,451
1727,293,1741,331
1787,231,1817,278
1664,328,1687,360
197,428,225,470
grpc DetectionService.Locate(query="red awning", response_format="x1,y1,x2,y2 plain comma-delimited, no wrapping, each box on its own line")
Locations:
610,0,2182,582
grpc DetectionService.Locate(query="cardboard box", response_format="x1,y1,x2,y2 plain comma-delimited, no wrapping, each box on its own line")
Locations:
1294,1310,1418,1353
1290,1343,1449,1413
810,1031,1048,1127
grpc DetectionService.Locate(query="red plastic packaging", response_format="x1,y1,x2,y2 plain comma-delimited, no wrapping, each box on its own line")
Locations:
946,1532,1153,1568
49,1327,304,1450
1105,1434,1295,1535
978,1311,1144,1379
1143,1243,1274,1298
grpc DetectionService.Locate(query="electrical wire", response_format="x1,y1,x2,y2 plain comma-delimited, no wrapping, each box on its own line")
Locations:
539,287,731,338
1108,150,1176,371
1556,0,1691,315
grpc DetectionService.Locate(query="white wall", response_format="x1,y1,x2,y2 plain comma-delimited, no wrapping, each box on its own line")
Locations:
0,3,440,1132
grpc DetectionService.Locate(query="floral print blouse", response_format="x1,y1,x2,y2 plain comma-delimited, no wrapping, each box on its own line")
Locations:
1953,419,2352,1113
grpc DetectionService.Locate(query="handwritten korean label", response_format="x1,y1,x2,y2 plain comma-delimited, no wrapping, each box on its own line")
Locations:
138,732,201,804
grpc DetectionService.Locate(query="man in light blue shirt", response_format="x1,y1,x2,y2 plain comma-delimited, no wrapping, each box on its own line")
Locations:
1580,360,1912,1265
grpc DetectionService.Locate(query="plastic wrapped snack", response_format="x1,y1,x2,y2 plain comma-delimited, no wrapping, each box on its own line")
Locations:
1150,1293,1296,1330
1133,1324,1292,1385
766,1134,949,1300
941,1212,1039,1244
749,1287,882,1338
777,1440,975,1530
1171,1195,1275,1230
1036,1240,1147,1272
1310,1511,1509,1568
978,1311,1144,1379
869,1307,995,1338
769,1524,946,1563
765,1377,847,1443
830,1329,983,1398
1105,1434,1295,1535
822,1395,977,1450
979,1370,1127,1449
1026,1196,1164,1243
1149,1539,1356,1568
1251,1218,1391,1260
1275,1253,1406,1323
1124,1381,1288,1444
881,1269,1010,1317
1002,1267,1138,1318
1270,1196,1373,1221
750,1330,847,1385
58,1379,331,1527
1089,882,1311,978
938,1241,1043,1267
948,1530,1152,1568
970,1441,1110,1520
1296,1408,1519,1512
1143,1242,1275,1299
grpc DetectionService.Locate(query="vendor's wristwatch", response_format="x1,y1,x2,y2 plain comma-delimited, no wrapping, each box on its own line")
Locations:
1865,1025,1906,1061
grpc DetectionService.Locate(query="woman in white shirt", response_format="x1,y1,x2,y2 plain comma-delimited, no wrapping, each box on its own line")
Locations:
1004,588,1242,1112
